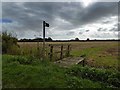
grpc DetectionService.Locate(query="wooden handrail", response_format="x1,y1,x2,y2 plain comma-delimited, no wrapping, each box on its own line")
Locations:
49,44,71,61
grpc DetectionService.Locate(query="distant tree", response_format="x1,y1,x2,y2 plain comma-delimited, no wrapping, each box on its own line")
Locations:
87,38,90,41
47,37,52,41
75,38,79,41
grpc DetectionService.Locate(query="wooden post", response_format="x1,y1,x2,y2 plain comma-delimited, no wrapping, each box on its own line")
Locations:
43,21,45,60
67,45,70,57
37,40,39,51
60,45,63,59
50,45,53,61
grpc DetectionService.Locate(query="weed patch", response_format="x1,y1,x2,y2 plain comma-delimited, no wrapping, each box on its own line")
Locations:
66,65,120,87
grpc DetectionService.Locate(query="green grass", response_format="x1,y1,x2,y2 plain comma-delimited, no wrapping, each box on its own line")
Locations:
2,55,115,88
71,44,118,70
2,41,119,88
2,55,66,88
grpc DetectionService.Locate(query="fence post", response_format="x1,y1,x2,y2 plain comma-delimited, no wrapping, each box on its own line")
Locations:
60,45,63,59
50,45,53,61
67,45,70,57
37,40,39,51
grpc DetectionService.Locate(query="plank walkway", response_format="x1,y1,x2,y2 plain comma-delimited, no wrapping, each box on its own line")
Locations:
54,57,85,68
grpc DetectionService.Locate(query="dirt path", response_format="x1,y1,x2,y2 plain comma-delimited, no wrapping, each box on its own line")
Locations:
54,57,85,68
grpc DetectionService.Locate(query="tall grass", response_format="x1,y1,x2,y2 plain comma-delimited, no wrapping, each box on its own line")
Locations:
3,55,115,88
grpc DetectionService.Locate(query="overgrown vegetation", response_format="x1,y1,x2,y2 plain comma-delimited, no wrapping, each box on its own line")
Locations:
2,31,20,54
66,65,120,87
3,55,119,88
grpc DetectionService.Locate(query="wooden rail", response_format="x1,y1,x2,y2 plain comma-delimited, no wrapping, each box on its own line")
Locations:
49,44,71,61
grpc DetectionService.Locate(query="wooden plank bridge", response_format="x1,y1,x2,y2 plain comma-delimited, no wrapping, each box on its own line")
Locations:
54,56,85,68
48,44,85,67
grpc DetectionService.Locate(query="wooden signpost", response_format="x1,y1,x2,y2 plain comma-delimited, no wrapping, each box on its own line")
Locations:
43,21,49,60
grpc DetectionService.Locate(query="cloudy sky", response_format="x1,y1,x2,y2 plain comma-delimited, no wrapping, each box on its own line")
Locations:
1,0,120,40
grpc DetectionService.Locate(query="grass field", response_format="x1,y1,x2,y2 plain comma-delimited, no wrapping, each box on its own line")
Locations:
18,41,119,70
2,41,120,88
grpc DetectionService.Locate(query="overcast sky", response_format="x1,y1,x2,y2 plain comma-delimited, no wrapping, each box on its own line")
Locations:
1,1,119,40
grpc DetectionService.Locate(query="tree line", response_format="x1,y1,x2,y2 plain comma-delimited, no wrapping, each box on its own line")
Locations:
18,37,119,42
18,37,53,42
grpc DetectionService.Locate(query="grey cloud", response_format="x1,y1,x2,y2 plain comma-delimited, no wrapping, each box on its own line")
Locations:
79,32,83,34
61,2,118,29
65,2,118,26
114,23,118,29
97,28,102,31
66,31,74,36
90,32,112,39
109,27,118,31
2,2,55,33
2,2,118,39
102,29,107,31
102,21,110,24
97,28,107,32
85,30,89,32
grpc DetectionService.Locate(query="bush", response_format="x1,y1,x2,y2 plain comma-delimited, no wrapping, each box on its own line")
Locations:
2,31,19,54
